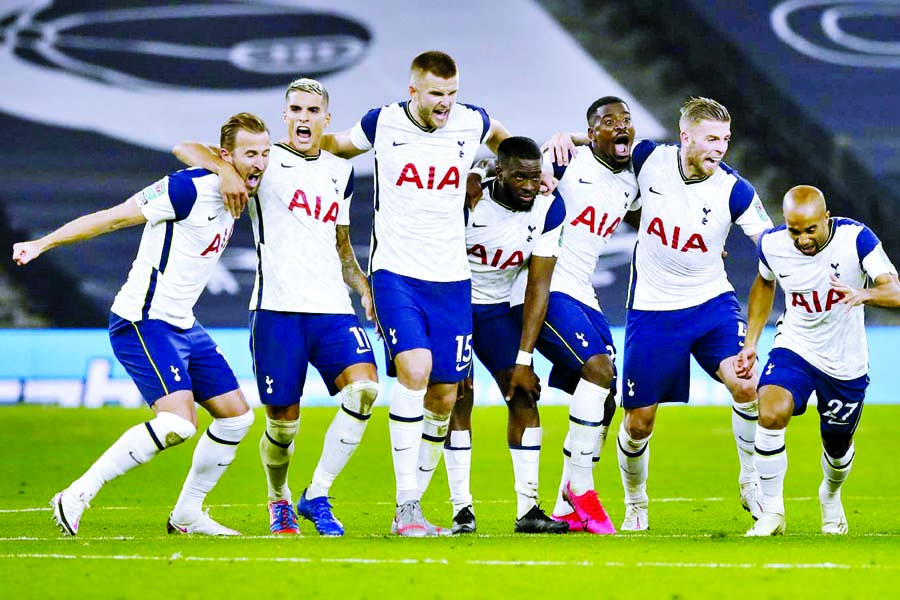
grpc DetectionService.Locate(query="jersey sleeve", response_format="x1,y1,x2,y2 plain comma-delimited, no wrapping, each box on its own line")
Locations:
543,151,567,181
348,107,381,151
861,240,898,280
337,166,354,227
630,139,658,177
533,191,565,258
734,188,773,238
133,172,199,225
756,232,776,281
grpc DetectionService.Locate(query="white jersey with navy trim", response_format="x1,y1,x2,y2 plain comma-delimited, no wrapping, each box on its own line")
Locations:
247,143,354,314
111,168,234,329
349,101,491,282
546,145,640,311
466,180,564,305
758,218,897,379
628,140,772,311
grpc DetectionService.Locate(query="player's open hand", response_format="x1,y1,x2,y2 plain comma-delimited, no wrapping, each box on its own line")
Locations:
12,241,42,266
734,347,757,380
506,364,541,403
831,274,867,308
220,168,249,218
541,132,577,166
360,287,375,322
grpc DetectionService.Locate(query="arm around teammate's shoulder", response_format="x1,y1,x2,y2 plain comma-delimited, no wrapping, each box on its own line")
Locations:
321,130,368,159
173,142,246,218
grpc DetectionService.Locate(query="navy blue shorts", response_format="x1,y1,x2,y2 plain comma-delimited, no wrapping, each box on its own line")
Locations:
759,347,868,438
472,302,520,376
515,292,616,394
622,292,746,408
249,310,376,404
108,313,239,406
370,270,473,383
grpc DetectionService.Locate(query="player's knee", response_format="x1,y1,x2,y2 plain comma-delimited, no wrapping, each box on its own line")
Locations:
729,378,757,405
211,409,254,444
581,355,615,389
822,433,853,459
265,416,299,447
341,380,379,418
150,411,198,449
624,412,653,440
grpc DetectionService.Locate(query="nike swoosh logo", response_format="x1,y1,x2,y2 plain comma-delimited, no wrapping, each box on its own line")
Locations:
392,141,409,147
340,438,359,445
455,363,470,372
759,475,777,481
128,451,142,465
471,223,488,228
393,446,414,452
356,347,371,354
207,215,217,221
779,273,790,278
579,450,593,456
649,186,662,195
827,419,849,426
418,466,436,473
281,162,296,168
578,178,593,185
217,462,232,467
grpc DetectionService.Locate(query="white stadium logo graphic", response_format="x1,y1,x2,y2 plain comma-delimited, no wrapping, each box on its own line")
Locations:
2,1,371,89
771,0,900,68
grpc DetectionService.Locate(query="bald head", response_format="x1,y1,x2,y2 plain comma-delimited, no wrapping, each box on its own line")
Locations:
783,185,830,255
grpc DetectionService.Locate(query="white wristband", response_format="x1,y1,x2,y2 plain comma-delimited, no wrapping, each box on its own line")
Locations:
515,350,533,366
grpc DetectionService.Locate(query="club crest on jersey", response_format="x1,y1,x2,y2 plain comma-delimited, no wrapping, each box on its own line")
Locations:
646,217,707,252
169,366,181,382
701,206,712,225
570,207,621,238
288,189,339,223
791,289,846,313
395,164,460,190
265,376,274,394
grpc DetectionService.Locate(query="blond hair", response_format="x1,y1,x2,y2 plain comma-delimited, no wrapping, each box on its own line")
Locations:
219,112,268,152
679,97,730,130
284,77,329,106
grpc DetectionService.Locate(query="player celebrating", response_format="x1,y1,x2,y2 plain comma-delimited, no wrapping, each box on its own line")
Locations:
174,78,378,537
443,136,567,534
320,50,513,536
738,185,900,536
13,113,270,536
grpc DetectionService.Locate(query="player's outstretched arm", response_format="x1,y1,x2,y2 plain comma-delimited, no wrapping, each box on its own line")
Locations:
173,142,246,218
321,130,368,159
832,272,900,308
735,273,776,379
12,197,146,266
482,118,512,156
507,255,557,402
336,225,373,321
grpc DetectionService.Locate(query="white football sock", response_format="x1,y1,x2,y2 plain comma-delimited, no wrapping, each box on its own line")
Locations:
554,425,607,515
732,400,759,483
821,444,854,499
259,417,299,502
69,411,196,501
416,409,450,496
444,429,473,514
616,423,650,504
754,425,787,515
307,381,377,500
389,383,425,504
567,379,607,495
510,427,541,519
171,410,254,522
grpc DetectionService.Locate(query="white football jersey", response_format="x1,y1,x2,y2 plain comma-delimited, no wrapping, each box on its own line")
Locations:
467,180,564,305
349,101,490,282
759,218,897,379
111,169,234,329
247,143,354,314
546,146,640,311
628,140,773,311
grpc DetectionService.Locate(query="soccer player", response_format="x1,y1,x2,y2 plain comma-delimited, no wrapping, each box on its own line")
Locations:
174,78,379,537
737,185,900,536
614,97,772,531
444,136,567,534
319,50,514,536
12,112,270,536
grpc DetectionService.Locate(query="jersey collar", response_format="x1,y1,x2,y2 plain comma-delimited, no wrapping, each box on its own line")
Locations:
589,144,627,174
401,101,436,133
276,142,321,161
677,148,711,184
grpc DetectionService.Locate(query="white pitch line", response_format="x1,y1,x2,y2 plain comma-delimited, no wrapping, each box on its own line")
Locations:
0,553,892,570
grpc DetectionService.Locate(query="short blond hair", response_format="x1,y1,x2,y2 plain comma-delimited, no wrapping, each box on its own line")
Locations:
284,77,329,107
219,112,268,152
679,97,730,130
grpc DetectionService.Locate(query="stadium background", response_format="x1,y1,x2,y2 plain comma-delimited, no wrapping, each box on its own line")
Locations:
1,0,898,406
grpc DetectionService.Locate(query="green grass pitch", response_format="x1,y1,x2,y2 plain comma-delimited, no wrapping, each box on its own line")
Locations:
2,404,899,598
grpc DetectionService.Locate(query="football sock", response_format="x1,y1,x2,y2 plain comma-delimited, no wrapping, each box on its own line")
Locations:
69,411,196,501
389,383,425,504
732,399,759,483
821,443,854,498
567,379,607,495
171,410,254,522
754,425,787,515
444,429,473,514
307,381,377,499
259,417,299,502
616,423,650,504
554,425,607,515
416,409,450,496
510,427,542,519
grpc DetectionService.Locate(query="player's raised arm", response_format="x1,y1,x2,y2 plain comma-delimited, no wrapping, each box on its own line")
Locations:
735,272,776,379
12,197,146,266
321,130,369,159
482,118,512,156
173,142,247,218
